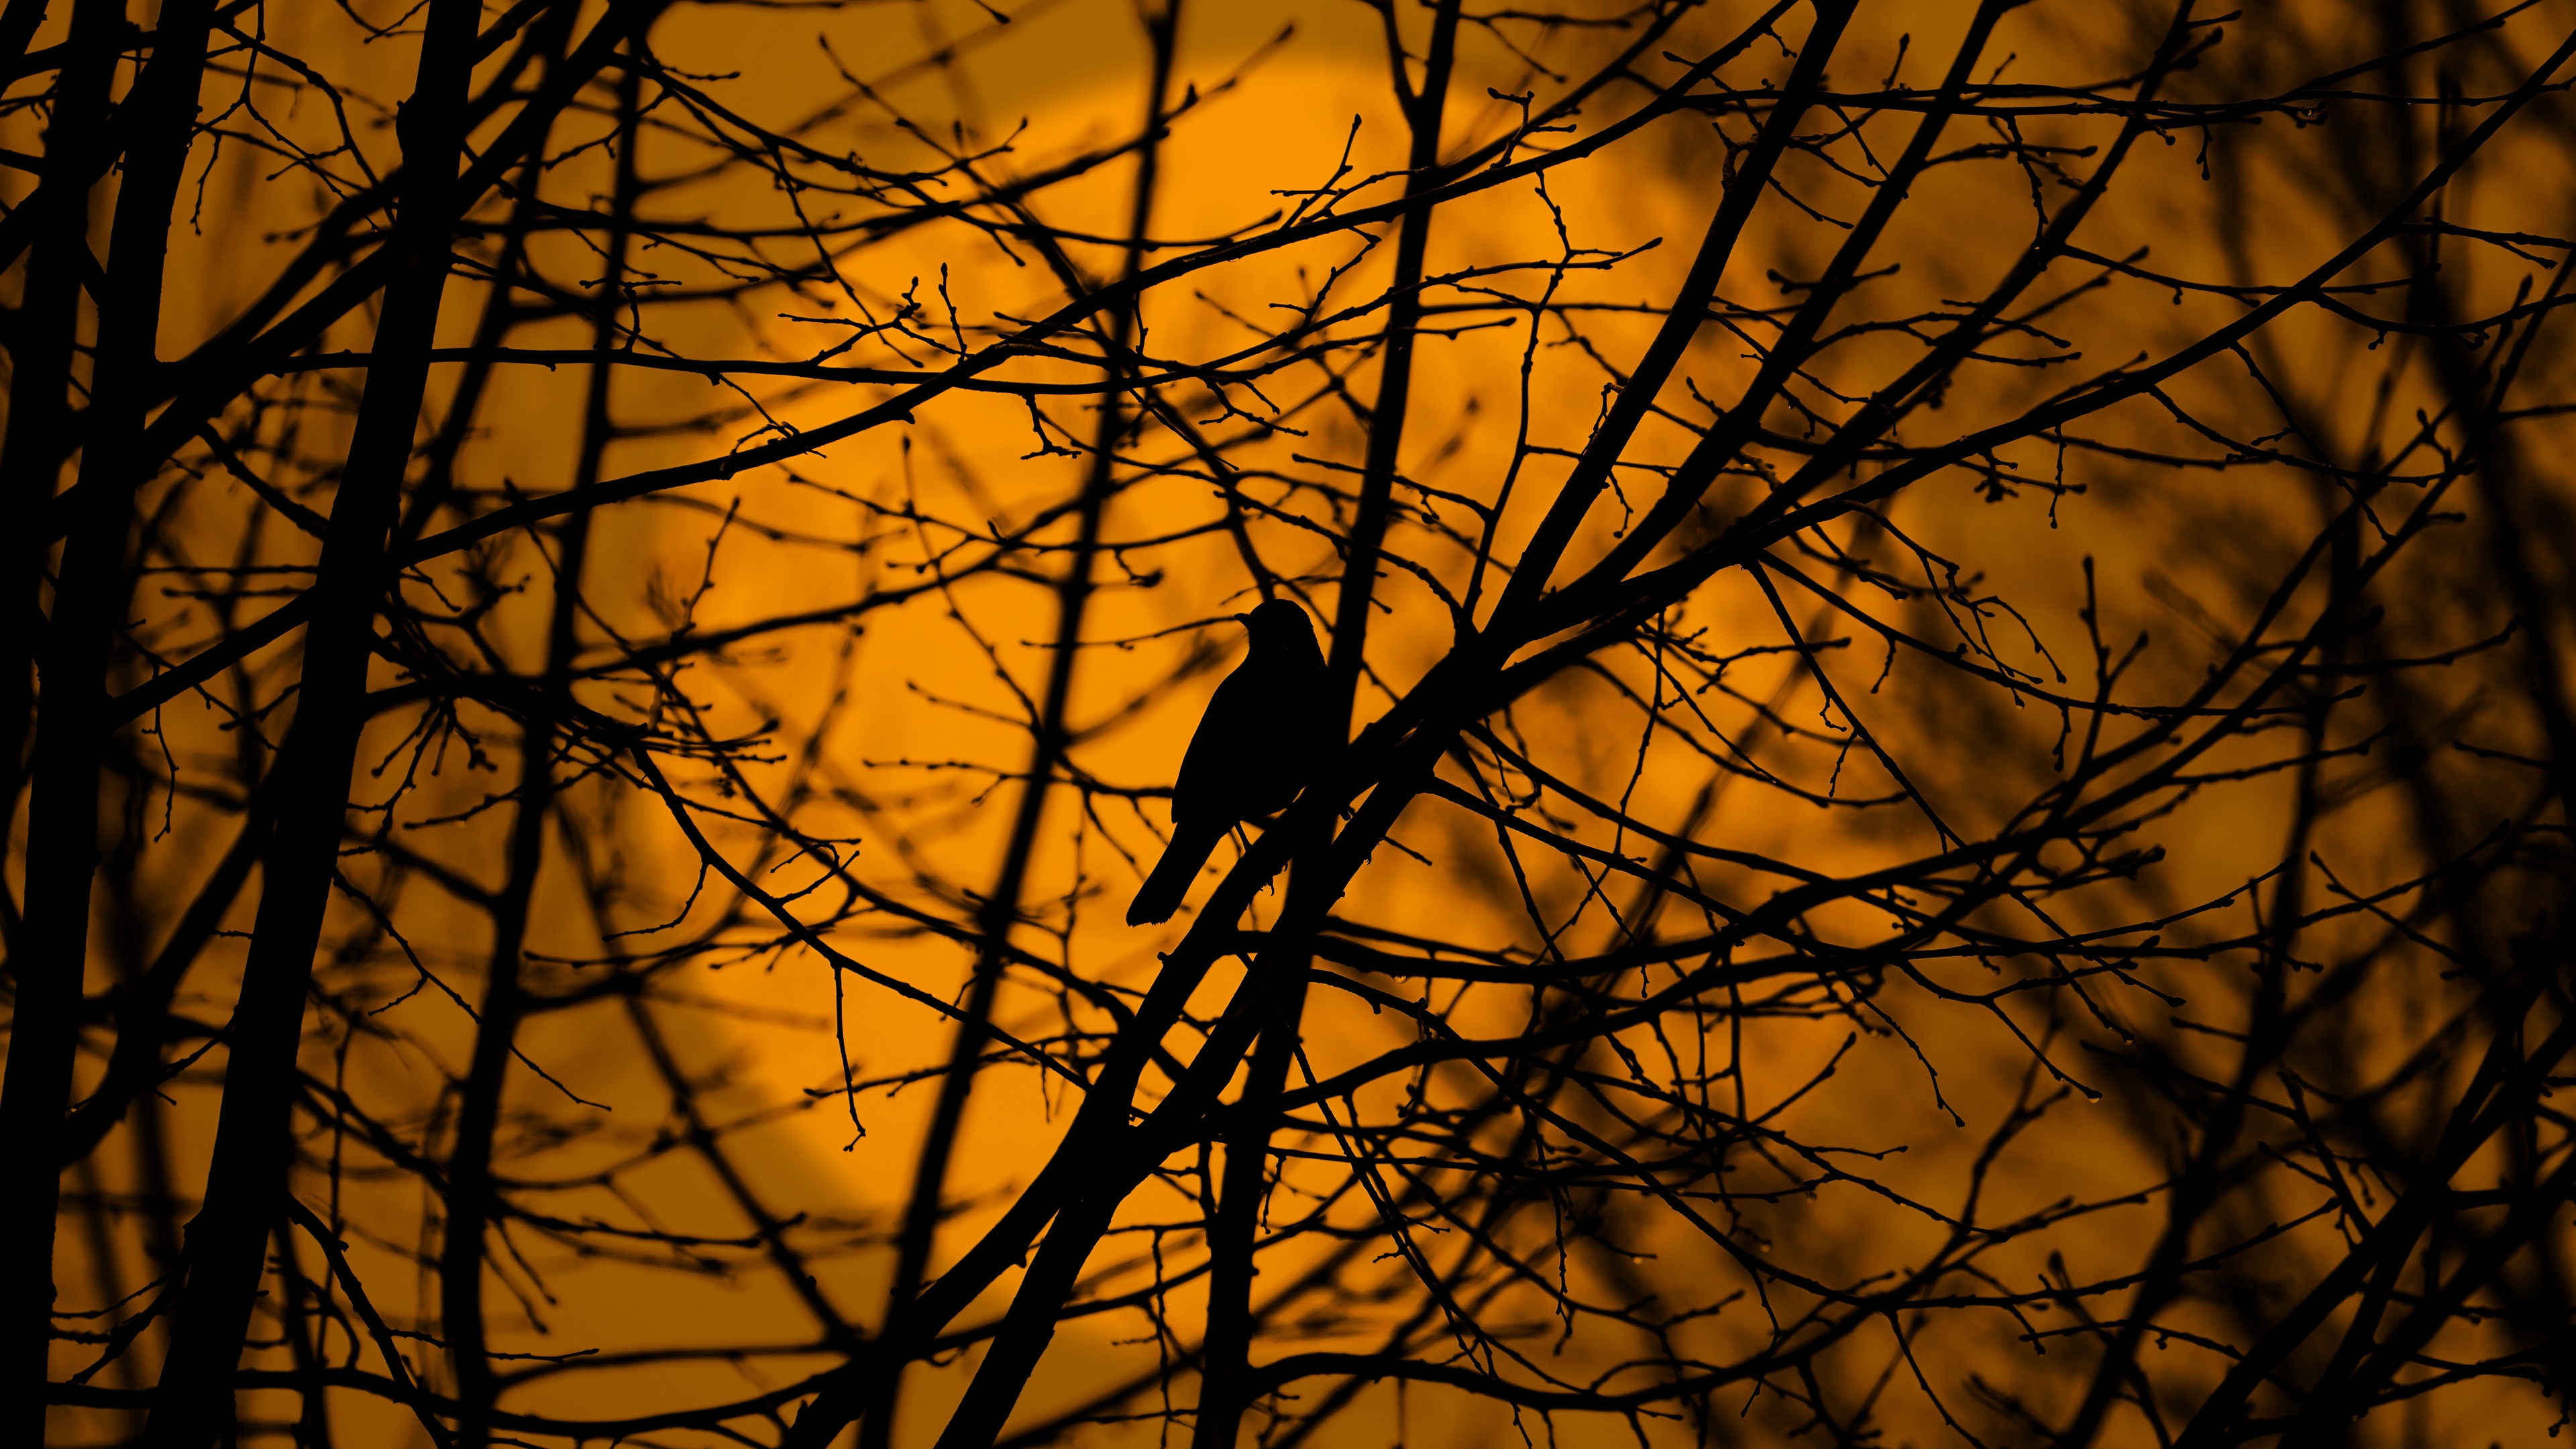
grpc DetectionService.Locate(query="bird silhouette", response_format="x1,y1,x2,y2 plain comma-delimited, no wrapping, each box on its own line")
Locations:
1126,600,1328,926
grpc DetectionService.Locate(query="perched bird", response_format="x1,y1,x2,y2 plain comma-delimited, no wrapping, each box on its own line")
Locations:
1126,600,1328,926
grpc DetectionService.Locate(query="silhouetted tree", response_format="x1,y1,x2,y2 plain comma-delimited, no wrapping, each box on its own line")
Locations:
4,1,2572,1446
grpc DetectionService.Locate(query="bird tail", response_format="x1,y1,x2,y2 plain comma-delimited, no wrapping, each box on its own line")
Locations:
1128,822,1227,926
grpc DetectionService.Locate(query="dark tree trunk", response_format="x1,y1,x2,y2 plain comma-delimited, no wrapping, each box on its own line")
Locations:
0,3,213,1438
139,3,482,1440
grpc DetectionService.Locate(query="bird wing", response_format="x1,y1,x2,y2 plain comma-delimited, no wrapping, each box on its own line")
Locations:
1169,665,1263,826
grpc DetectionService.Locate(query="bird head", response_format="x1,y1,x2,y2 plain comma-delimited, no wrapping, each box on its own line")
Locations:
1234,599,1321,661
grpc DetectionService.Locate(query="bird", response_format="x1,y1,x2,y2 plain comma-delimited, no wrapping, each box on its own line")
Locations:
1126,599,1328,926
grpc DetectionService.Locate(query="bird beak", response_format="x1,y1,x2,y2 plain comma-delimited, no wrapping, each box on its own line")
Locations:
1232,612,1252,627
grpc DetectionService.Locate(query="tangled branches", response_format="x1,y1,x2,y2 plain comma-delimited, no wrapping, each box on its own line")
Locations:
6,1,2575,1446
